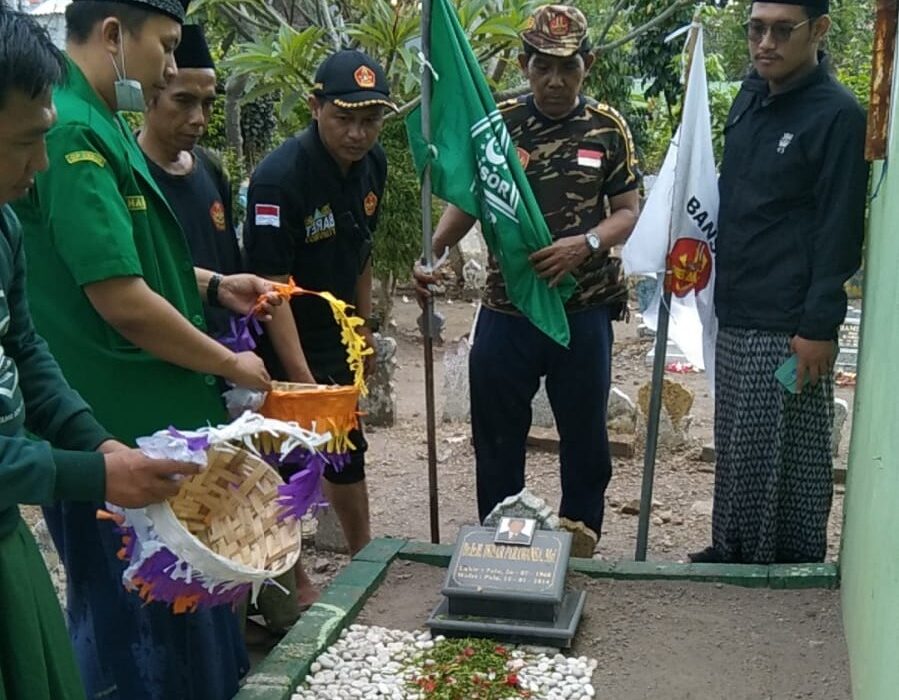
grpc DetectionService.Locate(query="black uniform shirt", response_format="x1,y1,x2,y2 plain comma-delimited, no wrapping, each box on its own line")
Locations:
244,122,387,379
716,56,869,341
146,149,243,338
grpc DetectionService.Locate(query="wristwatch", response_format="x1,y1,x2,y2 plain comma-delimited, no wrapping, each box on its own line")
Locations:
585,231,602,254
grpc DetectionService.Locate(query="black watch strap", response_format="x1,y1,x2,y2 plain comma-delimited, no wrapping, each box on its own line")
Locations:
207,273,224,308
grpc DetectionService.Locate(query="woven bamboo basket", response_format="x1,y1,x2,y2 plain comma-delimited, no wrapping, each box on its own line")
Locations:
163,442,301,574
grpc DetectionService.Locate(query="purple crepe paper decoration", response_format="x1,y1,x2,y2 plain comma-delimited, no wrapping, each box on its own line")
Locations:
216,314,262,353
166,427,210,453
276,451,330,521
130,547,251,611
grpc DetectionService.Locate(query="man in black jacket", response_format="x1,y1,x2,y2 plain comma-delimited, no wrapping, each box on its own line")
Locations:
691,0,869,565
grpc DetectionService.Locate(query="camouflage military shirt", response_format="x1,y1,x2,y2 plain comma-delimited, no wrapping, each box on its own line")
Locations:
483,94,640,317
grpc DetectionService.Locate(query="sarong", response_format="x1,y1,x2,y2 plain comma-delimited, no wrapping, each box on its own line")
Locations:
712,327,834,563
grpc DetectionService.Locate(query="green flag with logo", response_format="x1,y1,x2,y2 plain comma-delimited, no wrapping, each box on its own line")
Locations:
406,0,574,347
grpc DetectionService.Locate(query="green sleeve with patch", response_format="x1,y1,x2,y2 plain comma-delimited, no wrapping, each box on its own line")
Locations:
38,124,143,285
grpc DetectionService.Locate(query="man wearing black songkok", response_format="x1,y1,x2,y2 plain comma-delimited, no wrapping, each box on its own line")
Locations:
691,0,870,565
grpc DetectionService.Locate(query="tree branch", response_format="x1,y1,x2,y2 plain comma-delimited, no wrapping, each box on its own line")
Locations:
597,0,692,52
317,0,343,51
597,0,630,44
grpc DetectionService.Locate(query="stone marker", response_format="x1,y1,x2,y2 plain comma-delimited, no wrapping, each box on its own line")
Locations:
607,388,637,435
833,398,850,456
426,525,585,647
359,333,397,427
558,517,598,558
483,488,560,531
313,505,349,554
442,338,471,423
637,379,695,448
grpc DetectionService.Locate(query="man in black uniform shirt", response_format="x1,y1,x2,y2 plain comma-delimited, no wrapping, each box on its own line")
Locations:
138,24,242,339
244,49,392,564
690,0,869,565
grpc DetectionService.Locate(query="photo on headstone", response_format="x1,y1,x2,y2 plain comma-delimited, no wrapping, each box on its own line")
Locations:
494,516,536,546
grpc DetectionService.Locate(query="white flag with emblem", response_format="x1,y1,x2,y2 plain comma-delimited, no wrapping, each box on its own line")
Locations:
623,26,719,384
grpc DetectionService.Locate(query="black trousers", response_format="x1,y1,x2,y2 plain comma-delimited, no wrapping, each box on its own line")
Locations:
469,305,614,536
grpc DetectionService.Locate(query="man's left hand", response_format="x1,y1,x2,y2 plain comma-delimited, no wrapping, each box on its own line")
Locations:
219,274,283,320
360,325,377,378
529,236,591,288
791,336,835,391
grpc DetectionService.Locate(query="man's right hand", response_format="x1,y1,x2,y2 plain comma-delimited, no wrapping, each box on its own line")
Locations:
104,450,201,508
222,351,272,390
412,260,439,308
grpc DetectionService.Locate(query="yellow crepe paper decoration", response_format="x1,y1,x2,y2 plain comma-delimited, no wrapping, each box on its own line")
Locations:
260,278,370,396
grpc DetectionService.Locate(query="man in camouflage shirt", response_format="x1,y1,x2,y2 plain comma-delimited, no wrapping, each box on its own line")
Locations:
414,4,640,548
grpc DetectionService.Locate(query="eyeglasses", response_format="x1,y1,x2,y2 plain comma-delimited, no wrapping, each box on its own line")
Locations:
744,18,811,44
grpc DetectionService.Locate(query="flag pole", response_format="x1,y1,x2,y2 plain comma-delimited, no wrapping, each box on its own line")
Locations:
635,14,702,562
420,0,440,544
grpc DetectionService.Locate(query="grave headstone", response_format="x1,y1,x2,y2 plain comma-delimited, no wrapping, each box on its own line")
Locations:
836,305,861,372
426,525,586,647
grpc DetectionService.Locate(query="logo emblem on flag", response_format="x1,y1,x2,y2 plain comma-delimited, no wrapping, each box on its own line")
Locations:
577,148,604,169
471,110,521,225
354,66,376,89
666,238,713,297
255,204,281,228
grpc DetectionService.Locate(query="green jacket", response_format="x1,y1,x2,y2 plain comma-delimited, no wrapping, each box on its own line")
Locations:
0,206,109,538
13,58,226,444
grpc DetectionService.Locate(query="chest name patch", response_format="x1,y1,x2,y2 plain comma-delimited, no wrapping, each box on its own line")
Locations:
577,148,604,169
255,204,281,228
65,150,106,168
126,195,146,212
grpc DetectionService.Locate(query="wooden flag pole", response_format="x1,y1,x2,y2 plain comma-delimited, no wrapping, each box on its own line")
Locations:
420,0,440,545
635,14,702,562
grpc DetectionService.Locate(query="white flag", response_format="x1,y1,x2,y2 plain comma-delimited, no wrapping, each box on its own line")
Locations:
623,26,719,382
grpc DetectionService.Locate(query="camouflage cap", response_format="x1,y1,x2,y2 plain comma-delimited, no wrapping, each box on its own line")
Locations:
520,4,589,57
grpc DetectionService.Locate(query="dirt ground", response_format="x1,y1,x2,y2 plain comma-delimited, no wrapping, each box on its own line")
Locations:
364,292,851,562
358,560,851,700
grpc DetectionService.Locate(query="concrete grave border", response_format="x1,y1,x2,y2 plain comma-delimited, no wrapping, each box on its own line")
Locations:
234,537,839,700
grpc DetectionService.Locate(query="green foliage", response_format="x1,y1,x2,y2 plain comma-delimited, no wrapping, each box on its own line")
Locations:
373,119,436,284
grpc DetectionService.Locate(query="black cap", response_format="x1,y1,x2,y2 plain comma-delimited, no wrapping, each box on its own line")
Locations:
752,0,829,11
313,49,397,112
175,24,214,69
72,0,185,23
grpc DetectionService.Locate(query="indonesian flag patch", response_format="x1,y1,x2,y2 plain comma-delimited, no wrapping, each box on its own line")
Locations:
577,148,604,169
255,204,281,227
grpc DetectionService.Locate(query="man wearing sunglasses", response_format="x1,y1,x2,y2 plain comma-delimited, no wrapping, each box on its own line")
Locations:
691,0,869,565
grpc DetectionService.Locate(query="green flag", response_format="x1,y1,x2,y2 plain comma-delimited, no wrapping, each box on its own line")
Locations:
406,0,574,347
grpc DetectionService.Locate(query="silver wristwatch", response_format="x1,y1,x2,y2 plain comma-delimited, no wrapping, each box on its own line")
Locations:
585,231,602,253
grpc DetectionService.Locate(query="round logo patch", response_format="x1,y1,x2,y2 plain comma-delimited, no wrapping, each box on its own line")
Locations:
354,66,377,89
548,12,571,37
364,191,379,217
210,201,226,232
666,238,712,298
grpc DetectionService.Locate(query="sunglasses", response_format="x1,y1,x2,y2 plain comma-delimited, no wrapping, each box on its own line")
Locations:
744,18,811,44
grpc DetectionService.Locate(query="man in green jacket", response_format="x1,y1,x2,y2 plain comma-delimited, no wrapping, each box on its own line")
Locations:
0,9,201,699
11,0,278,697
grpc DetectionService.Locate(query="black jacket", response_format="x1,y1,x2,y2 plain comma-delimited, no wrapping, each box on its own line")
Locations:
715,56,869,340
